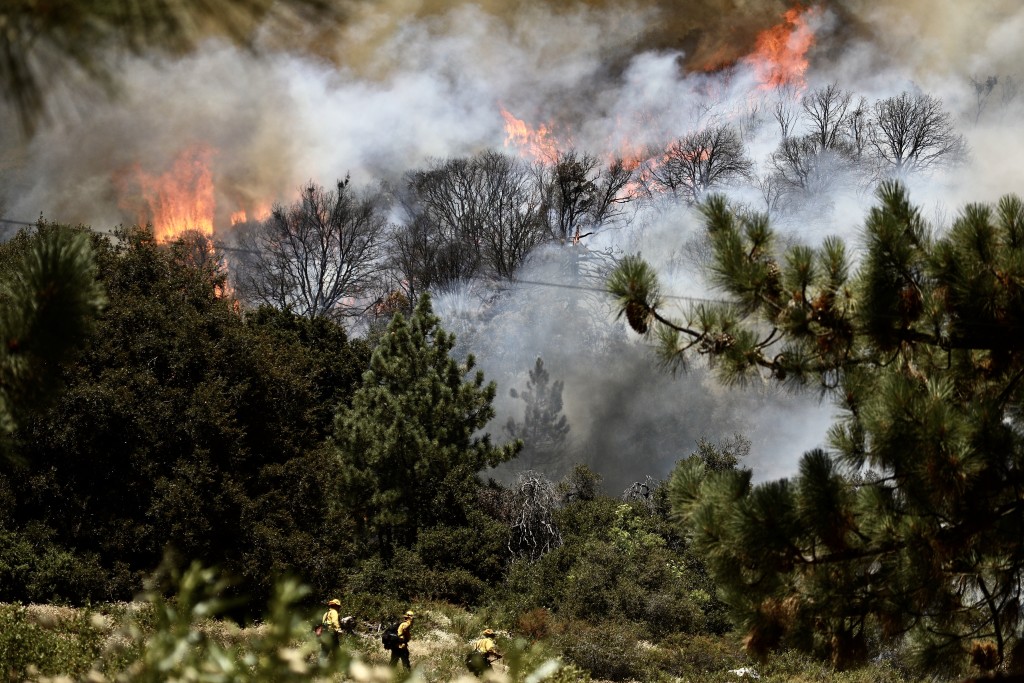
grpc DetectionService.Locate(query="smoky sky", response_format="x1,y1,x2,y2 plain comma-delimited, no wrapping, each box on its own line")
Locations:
2,0,1022,492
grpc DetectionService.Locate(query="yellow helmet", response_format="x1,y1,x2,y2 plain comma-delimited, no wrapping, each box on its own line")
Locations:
327,598,341,607
404,610,416,618
483,628,495,636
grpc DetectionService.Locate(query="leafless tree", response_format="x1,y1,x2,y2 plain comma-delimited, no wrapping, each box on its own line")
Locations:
970,75,999,124
505,471,562,560
475,152,547,279
644,125,753,205
770,132,859,200
772,88,800,139
394,151,546,295
844,95,870,161
868,91,968,177
756,172,784,217
234,177,388,320
622,476,658,513
801,83,856,151
1000,75,1020,109
537,150,634,243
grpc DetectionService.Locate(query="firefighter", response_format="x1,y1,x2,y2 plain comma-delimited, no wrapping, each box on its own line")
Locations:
389,610,415,669
320,598,343,657
466,628,502,675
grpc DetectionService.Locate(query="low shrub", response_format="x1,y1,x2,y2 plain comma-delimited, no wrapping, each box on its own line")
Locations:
0,604,107,679
648,632,747,679
554,619,648,682
517,606,554,641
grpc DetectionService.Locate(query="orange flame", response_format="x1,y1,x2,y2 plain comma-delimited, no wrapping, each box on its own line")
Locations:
119,144,216,242
744,6,817,90
229,202,273,226
500,107,562,164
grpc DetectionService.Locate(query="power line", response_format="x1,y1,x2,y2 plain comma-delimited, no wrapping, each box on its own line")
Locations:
0,217,38,227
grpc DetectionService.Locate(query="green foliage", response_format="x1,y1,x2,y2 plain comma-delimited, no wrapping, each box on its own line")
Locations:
104,562,344,683
0,226,369,605
0,604,107,680
504,479,730,646
0,525,113,603
614,183,1024,671
0,224,105,452
646,633,746,681
334,292,521,553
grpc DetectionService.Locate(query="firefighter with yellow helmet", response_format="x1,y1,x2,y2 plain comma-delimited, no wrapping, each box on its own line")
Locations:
466,627,502,675
319,598,343,657
389,609,415,669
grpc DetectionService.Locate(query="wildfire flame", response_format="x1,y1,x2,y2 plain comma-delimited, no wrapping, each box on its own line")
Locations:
744,5,817,90
229,202,273,226
117,143,216,242
116,143,275,243
500,106,562,164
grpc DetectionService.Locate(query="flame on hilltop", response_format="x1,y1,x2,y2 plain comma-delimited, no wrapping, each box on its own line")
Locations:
744,5,818,90
500,107,562,164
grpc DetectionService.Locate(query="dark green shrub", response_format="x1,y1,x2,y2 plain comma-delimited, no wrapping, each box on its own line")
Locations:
0,229,372,606
0,525,118,603
415,513,509,586
345,551,488,604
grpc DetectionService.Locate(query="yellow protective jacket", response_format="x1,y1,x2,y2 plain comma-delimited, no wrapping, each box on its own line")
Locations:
475,637,497,655
322,607,342,633
396,619,412,649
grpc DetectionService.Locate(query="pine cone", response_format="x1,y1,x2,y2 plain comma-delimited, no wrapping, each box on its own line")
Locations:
625,300,649,334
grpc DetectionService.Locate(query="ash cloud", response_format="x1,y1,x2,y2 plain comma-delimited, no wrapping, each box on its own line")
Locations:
2,0,1023,490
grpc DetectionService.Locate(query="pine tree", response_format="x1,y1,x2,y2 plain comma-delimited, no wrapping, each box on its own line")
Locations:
333,293,521,553
505,357,571,471
0,224,104,450
608,181,1024,672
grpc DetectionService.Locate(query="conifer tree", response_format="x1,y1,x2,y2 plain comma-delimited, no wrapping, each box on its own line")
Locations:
506,356,571,471
608,182,1024,672
0,224,104,450
333,293,521,553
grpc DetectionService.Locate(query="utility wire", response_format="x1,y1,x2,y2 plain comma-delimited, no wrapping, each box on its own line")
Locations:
4,214,1022,328
0,217,38,227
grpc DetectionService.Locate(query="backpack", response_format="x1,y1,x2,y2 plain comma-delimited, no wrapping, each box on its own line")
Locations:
381,622,401,650
465,651,487,674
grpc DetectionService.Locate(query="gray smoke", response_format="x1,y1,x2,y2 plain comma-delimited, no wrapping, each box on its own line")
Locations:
2,0,1022,491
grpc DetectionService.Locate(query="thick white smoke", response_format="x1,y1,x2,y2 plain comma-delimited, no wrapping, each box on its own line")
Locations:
2,0,1022,490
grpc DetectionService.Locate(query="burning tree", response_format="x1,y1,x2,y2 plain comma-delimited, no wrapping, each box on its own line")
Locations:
608,182,1024,672
234,178,389,321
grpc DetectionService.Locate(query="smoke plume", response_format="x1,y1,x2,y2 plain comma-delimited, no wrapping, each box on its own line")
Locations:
2,0,1022,491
